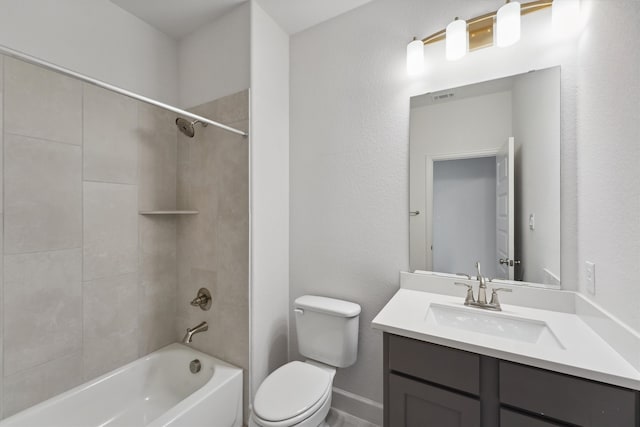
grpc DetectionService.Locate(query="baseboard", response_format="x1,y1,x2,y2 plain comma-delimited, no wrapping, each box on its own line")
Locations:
331,387,383,426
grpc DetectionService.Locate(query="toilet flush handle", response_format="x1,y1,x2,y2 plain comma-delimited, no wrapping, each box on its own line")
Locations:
294,308,304,315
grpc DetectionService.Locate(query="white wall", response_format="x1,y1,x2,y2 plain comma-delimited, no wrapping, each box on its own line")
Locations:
0,0,178,104
410,91,512,272
290,0,579,421
513,68,561,284
178,3,250,108
576,0,640,332
249,0,290,401
433,157,497,277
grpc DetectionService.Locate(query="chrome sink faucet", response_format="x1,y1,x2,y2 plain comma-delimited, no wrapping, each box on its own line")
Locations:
454,262,512,311
475,261,488,304
182,321,208,344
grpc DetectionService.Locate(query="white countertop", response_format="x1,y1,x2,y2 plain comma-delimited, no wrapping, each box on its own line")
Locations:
372,287,640,391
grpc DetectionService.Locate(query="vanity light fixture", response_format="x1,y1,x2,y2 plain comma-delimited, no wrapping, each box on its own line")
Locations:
497,1,521,47
407,0,557,75
406,37,425,76
446,17,467,60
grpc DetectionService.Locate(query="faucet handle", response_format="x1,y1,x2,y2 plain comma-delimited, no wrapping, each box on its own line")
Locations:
489,287,512,306
454,282,475,305
455,272,471,279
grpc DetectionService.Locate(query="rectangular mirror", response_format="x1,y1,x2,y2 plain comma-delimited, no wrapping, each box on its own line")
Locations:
409,67,560,288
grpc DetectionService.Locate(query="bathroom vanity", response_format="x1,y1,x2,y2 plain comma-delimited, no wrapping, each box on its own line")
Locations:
373,272,640,427
384,334,638,426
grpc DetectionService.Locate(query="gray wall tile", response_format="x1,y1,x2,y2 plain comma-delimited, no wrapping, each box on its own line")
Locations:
4,134,81,253
4,57,82,145
138,289,175,355
176,93,249,369
138,103,177,211
83,84,138,184
83,182,138,280
3,353,83,418
0,214,3,418
0,55,3,418
138,216,177,354
0,54,4,214
140,216,177,295
189,90,249,125
83,273,139,380
176,92,250,422
3,249,82,376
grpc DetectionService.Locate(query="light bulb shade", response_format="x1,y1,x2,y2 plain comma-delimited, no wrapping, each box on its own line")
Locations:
446,19,467,60
406,39,425,76
552,0,581,35
497,1,521,47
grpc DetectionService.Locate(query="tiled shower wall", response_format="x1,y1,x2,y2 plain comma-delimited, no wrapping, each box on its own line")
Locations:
175,91,250,421
0,54,179,417
0,54,249,419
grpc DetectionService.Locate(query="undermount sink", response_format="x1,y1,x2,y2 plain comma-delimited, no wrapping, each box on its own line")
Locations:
425,303,565,350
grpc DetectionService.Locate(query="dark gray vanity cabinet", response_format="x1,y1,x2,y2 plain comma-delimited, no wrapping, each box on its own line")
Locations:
383,333,640,427
389,374,480,427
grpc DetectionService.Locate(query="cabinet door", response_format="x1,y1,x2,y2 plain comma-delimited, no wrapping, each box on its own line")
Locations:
389,374,480,427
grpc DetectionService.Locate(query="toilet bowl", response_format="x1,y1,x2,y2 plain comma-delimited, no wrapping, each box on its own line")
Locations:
250,361,335,427
251,296,361,427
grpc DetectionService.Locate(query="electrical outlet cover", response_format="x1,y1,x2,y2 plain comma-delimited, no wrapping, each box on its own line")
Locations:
585,261,595,295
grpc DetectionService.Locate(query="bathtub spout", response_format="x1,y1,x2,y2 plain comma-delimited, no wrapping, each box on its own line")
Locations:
182,321,208,344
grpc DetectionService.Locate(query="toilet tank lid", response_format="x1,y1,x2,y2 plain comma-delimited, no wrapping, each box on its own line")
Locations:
295,295,361,318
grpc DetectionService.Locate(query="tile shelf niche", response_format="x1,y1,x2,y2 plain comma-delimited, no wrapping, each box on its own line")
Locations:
139,210,199,215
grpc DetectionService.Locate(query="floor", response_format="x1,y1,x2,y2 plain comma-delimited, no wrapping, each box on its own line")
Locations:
326,408,380,427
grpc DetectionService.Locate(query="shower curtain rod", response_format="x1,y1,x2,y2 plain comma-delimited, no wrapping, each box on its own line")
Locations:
0,44,248,138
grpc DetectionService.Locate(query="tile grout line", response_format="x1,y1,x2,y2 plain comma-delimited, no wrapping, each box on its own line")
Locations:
3,350,83,382
1,53,5,419
3,246,83,257
80,82,85,382
3,131,81,148
136,101,142,359
81,178,138,187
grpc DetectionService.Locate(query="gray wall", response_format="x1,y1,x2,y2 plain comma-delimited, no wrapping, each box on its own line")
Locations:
289,0,638,422
576,0,640,333
512,68,561,284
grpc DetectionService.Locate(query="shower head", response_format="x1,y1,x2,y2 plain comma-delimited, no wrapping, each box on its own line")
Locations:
175,118,207,138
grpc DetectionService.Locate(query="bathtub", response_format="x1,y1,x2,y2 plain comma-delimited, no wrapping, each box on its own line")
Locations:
0,343,243,427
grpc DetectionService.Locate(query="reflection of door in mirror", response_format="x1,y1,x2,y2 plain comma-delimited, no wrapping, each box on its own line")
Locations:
409,66,561,288
496,138,515,280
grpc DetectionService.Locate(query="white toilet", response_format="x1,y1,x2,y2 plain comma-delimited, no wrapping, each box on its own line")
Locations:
250,295,361,427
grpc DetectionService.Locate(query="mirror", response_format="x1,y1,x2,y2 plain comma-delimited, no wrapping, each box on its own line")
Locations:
409,67,560,288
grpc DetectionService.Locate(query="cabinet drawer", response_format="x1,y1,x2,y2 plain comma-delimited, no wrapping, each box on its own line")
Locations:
500,408,564,427
499,361,638,426
388,335,480,395
390,373,480,427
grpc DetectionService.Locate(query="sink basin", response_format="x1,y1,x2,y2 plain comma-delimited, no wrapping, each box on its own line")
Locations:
425,303,565,349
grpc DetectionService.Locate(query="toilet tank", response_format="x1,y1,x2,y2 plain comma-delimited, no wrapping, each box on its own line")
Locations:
294,295,361,368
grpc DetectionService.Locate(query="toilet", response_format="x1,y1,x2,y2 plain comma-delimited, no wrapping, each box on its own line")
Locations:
250,295,361,427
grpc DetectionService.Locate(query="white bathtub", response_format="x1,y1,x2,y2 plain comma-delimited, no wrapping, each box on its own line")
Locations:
0,344,243,427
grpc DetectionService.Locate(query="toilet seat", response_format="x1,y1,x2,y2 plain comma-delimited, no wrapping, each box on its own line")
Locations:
253,361,333,426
